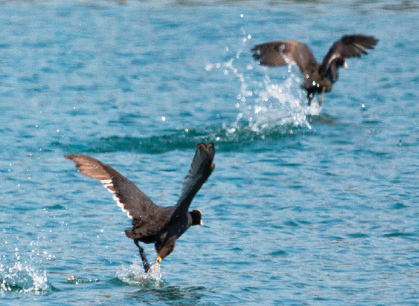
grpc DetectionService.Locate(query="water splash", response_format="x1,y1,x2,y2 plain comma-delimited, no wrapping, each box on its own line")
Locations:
116,261,164,286
66,275,99,285
53,36,324,154
229,59,311,133
231,73,311,132
207,32,323,135
0,261,51,293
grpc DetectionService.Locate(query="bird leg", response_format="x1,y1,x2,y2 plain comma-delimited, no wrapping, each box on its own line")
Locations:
307,92,314,106
319,87,326,106
134,240,151,273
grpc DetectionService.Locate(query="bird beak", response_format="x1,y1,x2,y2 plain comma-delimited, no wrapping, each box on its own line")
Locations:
200,220,204,226
343,62,348,69
148,256,162,273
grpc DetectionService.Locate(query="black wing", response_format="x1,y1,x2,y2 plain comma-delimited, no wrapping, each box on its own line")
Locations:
319,34,378,77
65,154,159,219
166,143,215,223
251,40,318,75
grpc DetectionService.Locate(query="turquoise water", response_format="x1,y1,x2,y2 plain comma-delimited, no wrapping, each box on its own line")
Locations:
1,1,419,305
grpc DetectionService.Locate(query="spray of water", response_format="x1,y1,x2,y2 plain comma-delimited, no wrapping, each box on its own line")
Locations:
0,261,50,293
116,260,164,286
206,31,322,137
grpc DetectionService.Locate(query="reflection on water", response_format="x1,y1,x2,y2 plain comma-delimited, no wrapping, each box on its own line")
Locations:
132,285,206,305
115,261,205,305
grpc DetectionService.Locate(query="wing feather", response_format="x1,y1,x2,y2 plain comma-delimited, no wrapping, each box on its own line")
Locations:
320,34,378,76
166,143,215,223
65,154,158,219
252,40,318,75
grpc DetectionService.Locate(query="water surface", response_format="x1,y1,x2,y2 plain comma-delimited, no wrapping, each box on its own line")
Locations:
1,0,419,305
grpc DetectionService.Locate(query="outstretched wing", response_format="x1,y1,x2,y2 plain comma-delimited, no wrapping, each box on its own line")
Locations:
166,143,215,223
65,154,159,219
251,40,318,75
320,34,378,76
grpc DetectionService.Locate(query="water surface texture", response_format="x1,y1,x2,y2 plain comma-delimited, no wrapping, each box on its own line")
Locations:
1,0,419,305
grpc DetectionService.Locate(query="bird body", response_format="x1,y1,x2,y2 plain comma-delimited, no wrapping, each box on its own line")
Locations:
252,34,378,105
66,142,215,273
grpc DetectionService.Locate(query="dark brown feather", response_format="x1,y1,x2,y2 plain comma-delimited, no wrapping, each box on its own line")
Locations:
166,142,215,226
319,34,379,77
252,40,318,75
65,155,160,219
252,34,378,105
65,142,215,265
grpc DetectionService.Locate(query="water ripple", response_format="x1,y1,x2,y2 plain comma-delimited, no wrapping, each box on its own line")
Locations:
53,122,309,154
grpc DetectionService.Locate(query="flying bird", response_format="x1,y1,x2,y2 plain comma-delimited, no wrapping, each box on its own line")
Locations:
251,34,378,105
65,142,215,273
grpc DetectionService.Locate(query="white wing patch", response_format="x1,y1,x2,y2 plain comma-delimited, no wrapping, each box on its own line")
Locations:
326,54,338,70
279,51,295,66
353,43,364,52
100,179,133,219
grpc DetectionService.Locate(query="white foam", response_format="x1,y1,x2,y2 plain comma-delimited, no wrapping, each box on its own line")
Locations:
0,261,50,293
209,36,319,136
116,260,164,286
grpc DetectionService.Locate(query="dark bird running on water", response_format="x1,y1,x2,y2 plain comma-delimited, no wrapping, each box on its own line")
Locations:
251,34,378,105
65,142,215,273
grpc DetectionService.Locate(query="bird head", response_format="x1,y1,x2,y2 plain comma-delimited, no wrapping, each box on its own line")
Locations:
191,209,203,226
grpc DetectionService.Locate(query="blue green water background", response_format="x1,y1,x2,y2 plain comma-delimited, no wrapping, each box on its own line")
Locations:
1,0,419,305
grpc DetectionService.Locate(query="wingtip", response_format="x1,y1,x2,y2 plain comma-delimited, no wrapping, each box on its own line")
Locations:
251,45,262,59
344,34,379,48
197,142,215,160
251,44,259,52
251,51,261,61
65,154,76,161
196,142,215,154
65,154,83,161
